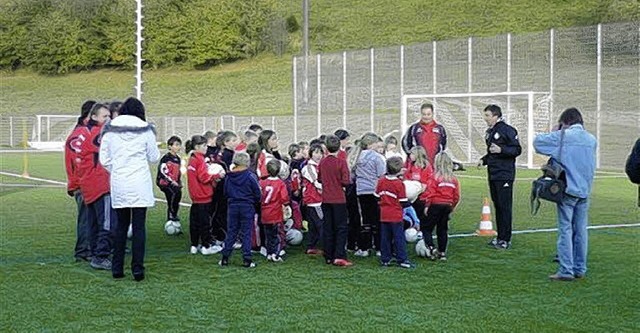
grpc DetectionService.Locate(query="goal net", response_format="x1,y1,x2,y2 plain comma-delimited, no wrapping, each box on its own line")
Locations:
30,115,79,150
401,91,552,169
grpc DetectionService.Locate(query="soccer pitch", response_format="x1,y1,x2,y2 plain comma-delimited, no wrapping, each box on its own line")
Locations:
0,151,638,332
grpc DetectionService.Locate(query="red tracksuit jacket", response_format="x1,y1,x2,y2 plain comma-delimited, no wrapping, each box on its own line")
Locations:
259,177,290,224
64,122,89,193
78,122,110,205
421,175,460,208
187,152,222,204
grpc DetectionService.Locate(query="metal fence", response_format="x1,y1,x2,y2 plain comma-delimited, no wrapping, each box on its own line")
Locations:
1,22,638,170
293,22,640,169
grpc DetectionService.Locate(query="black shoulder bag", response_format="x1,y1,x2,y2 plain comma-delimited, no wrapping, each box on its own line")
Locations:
531,130,567,215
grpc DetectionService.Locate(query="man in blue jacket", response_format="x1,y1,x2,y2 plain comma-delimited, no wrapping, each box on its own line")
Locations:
534,108,597,281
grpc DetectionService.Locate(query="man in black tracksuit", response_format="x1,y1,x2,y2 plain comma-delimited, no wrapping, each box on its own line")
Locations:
480,104,522,249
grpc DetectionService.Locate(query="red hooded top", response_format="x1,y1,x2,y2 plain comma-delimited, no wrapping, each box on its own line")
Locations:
64,122,90,193
187,151,222,204
78,122,110,204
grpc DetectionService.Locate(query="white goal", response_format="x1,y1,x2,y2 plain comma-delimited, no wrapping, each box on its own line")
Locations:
29,115,79,150
401,91,552,169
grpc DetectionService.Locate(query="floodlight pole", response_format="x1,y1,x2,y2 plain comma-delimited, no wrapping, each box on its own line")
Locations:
135,0,144,100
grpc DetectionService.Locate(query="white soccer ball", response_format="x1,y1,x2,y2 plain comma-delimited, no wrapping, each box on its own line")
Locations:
283,206,292,220
207,163,225,176
127,224,133,239
286,229,303,245
415,239,429,257
278,160,290,180
405,227,419,243
403,180,424,203
164,220,181,236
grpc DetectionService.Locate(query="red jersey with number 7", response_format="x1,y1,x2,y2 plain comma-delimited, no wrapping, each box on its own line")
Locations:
259,177,290,224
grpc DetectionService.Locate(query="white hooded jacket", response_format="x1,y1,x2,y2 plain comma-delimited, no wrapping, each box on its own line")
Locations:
99,115,160,208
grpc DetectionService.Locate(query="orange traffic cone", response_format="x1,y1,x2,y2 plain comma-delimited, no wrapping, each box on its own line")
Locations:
476,197,497,236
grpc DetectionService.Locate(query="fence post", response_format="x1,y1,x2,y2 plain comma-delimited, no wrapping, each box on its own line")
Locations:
507,33,512,115
370,48,375,132
9,116,13,147
171,117,176,136
549,28,555,131
432,40,437,106
467,37,473,163
400,45,405,133
317,54,322,137
596,24,602,169
272,116,276,131
202,117,206,134
46,116,50,141
343,51,347,129
186,118,191,137
293,57,298,142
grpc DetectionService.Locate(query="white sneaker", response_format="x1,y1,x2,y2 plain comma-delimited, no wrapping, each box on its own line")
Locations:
375,251,381,257
200,246,219,255
266,254,274,261
214,240,224,247
260,247,268,257
210,245,223,254
190,246,198,255
354,249,369,257
279,249,286,257
233,241,242,249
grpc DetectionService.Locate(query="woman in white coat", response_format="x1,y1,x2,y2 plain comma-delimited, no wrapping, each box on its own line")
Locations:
100,97,160,281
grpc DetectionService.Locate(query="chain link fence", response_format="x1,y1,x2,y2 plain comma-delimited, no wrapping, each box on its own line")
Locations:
293,22,640,169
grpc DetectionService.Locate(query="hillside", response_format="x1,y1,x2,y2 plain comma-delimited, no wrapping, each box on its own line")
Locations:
1,0,638,116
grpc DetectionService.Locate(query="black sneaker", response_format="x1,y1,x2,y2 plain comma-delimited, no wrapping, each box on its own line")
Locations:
380,261,390,267
219,257,229,267
243,260,256,268
90,257,112,270
494,240,511,250
437,253,447,261
487,238,498,247
552,254,559,263
398,261,415,268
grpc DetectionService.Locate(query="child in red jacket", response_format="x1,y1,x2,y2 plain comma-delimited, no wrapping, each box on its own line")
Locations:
421,152,460,261
259,159,290,262
186,135,224,256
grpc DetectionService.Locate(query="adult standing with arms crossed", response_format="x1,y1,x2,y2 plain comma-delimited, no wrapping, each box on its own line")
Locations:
100,97,160,281
534,108,597,281
479,105,522,250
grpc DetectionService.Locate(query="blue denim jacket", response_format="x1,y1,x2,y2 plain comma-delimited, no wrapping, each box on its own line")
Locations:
533,124,597,198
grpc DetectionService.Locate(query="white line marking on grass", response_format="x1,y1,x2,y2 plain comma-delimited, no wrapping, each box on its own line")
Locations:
0,150,62,153
3,171,638,236
457,174,627,180
0,183,66,188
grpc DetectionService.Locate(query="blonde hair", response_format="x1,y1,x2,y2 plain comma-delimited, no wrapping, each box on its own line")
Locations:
433,152,455,182
409,146,430,169
347,132,381,171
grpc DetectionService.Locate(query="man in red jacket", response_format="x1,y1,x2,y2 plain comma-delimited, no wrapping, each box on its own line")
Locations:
401,103,447,165
78,103,115,270
65,100,95,262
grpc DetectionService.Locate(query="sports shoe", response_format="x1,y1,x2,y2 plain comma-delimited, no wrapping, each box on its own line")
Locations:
494,240,511,250
552,254,559,263
437,253,447,261
218,257,229,266
214,240,224,247
398,260,415,269
333,259,354,267
243,260,257,268
375,251,381,257
279,249,286,257
380,261,390,267
574,273,585,279
549,273,575,281
200,246,221,255
90,257,112,270
259,247,268,257
133,273,145,282
233,241,242,250
487,238,498,247
305,249,323,255
269,255,283,263
426,245,437,260
190,246,198,255
354,249,369,257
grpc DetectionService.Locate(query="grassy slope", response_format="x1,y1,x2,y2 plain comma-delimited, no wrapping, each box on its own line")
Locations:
2,0,638,116
0,152,639,331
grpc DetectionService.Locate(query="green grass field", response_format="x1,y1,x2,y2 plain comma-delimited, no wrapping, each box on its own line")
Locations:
0,151,638,332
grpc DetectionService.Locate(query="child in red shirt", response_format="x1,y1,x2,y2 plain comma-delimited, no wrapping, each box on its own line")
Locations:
301,143,324,254
422,152,460,261
186,135,224,256
375,156,414,268
259,160,290,262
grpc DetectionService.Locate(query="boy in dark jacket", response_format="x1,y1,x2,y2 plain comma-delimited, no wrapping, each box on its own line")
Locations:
157,136,183,227
220,152,262,268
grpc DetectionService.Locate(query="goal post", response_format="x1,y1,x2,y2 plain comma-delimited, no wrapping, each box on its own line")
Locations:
401,91,552,169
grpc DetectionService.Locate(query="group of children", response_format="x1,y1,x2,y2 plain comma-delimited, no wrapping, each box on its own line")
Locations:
156,125,460,268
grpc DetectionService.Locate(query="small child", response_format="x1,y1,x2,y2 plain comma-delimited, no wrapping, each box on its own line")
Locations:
298,141,310,160
156,136,183,228
220,152,262,268
375,156,413,268
318,135,353,266
259,159,290,262
301,143,324,255
186,135,224,255
422,152,460,261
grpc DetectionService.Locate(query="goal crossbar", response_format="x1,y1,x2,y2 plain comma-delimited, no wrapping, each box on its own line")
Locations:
401,91,551,169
